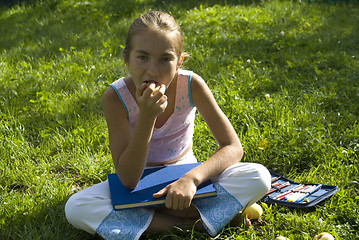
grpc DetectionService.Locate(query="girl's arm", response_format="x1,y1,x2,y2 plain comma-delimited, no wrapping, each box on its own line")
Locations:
153,73,243,210
186,73,243,182
102,82,167,189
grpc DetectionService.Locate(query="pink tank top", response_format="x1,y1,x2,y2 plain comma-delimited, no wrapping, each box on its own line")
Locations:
110,69,196,165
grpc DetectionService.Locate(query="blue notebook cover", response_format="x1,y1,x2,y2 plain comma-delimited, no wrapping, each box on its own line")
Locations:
108,163,217,210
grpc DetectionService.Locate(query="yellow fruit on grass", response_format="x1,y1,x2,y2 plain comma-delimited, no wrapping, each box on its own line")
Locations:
275,236,290,240
313,232,335,240
243,203,263,220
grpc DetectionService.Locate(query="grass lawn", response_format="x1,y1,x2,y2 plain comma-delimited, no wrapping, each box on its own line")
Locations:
0,0,358,239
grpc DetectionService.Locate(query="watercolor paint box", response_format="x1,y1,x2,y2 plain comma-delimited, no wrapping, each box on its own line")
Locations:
260,170,337,208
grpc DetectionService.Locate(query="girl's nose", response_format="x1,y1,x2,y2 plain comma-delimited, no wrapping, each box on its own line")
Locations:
147,61,159,76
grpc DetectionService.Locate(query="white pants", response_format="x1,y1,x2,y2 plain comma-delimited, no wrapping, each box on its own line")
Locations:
65,152,270,239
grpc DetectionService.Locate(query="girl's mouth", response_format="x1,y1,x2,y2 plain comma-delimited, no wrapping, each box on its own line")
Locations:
144,80,159,86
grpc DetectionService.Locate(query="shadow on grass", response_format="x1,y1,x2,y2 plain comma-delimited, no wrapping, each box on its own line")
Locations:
0,198,101,240
0,0,265,59
1,0,357,62
0,0,34,6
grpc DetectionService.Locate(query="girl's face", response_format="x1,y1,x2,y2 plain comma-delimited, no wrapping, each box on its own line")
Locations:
126,30,182,90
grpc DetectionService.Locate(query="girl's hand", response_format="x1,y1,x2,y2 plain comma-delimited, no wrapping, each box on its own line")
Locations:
153,177,197,210
136,82,167,119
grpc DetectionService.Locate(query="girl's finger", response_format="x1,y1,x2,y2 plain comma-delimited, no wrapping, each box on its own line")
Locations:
158,84,166,94
165,194,173,209
153,187,167,198
156,94,167,104
160,99,168,112
183,198,191,209
135,82,149,98
151,84,163,96
143,83,157,97
171,196,179,210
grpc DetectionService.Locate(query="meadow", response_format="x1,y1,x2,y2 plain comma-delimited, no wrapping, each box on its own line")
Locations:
0,0,358,239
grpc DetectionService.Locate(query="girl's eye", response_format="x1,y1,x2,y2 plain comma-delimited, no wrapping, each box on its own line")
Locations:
138,56,148,61
161,57,173,62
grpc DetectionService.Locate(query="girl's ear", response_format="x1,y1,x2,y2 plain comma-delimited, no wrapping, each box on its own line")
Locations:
177,55,184,69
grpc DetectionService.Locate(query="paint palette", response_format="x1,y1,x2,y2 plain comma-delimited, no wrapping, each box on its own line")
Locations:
260,171,337,208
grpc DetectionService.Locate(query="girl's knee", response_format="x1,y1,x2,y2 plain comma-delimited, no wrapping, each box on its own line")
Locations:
251,163,271,195
64,188,114,234
64,194,82,227
64,194,98,234
216,162,271,202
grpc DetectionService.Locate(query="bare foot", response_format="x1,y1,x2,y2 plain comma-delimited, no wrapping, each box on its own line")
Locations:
229,212,251,228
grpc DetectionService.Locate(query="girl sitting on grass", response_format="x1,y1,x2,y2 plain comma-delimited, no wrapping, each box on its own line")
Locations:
65,11,271,240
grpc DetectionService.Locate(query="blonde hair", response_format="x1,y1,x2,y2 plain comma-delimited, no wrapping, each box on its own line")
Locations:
123,11,185,62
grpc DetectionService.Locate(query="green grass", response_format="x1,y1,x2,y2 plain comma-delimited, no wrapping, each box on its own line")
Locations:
1,0,358,239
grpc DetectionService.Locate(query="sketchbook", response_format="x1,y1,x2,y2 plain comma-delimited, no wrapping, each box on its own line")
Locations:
108,162,217,210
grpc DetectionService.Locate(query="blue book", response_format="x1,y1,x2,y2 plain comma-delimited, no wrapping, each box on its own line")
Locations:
108,163,217,210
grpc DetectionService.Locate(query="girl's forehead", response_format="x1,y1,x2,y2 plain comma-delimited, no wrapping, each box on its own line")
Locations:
131,30,179,54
